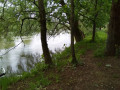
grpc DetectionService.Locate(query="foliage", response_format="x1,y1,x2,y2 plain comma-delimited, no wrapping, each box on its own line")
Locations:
79,0,112,29
94,31,107,57
0,62,49,89
0,0,112,41
0,76,21,90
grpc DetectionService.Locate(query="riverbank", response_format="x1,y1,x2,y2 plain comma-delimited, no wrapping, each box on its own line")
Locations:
1,31,120,90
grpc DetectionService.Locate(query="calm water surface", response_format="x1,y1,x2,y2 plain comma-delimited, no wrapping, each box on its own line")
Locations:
0,32,70,74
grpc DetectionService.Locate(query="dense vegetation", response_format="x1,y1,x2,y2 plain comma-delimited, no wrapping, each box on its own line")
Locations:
0,0,120,89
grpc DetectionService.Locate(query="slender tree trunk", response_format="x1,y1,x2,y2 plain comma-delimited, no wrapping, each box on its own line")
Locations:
71,0,77,64
92,20,96,42
60,0,84,42
105,0,120,56
38,0,52,65
92,0,98,42
99,26,102,30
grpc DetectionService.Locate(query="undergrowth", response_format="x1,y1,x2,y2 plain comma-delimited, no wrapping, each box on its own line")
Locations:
94,31,107,57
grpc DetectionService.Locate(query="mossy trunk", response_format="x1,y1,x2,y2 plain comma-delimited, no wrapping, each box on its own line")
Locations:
105,0,120,56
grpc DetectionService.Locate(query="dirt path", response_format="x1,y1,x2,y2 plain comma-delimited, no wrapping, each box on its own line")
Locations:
8,50,120,90
46,50,120,90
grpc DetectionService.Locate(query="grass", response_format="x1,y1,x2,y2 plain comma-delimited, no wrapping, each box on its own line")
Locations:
0,76,20,90
94,31,107,57
48,73,60,83
0,30,107,90
0,63,50,90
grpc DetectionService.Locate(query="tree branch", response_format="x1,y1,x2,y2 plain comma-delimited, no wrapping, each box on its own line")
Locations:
33,0,39,8
0,42,22,57
20,17,38,46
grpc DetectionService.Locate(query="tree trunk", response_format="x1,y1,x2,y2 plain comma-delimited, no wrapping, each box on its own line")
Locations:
60,0,84,42
99,26,102,30
92,20,96,42
105,0,120,56
70,0,77,64
38,0,53,65
92,0,98,42
74,20,84,42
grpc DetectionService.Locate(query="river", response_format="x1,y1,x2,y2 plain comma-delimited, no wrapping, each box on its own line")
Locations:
0,31,70,75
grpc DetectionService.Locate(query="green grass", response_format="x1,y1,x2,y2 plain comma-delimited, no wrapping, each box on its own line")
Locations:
0,76,20,90
48,73,60,83
0,30,107,89
0,63,49,90
94,31,107,57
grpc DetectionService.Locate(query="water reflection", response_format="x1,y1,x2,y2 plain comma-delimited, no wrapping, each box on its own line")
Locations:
0,31,70,75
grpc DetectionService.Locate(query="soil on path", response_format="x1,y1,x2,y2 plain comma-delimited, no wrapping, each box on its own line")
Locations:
45,50,120,90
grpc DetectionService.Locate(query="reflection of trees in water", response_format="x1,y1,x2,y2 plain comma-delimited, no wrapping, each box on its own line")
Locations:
49,44,67,57
17,59,25,73
6,66,12,74
5,53,41,74
5,48,64,74
17,53,40,74
50,48,63,61
50,48,62,55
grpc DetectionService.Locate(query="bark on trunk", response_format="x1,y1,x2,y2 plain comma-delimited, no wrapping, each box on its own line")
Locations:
105,0,120,56
92,0,98,42
92,20,96,42
38,0,52,65
74,20,84,42
71,0,77,64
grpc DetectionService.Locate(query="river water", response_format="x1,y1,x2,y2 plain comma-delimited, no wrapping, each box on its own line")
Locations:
0,32,70,74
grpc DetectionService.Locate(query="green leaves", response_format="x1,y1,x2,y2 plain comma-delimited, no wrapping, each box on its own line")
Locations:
0,0,112,37
0,0,4,3
114,0,118,3
79,0,111,29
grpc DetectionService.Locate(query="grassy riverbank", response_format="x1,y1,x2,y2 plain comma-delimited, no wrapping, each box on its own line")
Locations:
1,31,120,90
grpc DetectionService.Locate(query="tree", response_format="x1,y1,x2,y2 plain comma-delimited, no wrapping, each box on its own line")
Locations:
91,0,110,42
92,0,98,42
79,0,111,41
0,0,40,37
38,0,53,65
0,0,53,65
70,0,77,64
60,0,84,42
105,0,120,56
